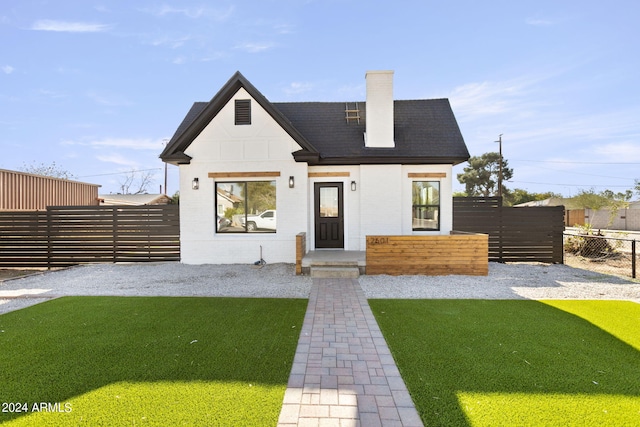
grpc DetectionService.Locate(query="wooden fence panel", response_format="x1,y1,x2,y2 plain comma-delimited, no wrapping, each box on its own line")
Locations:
0,205,180,268
0,211,49,267
453,197,564,263
565,209,585,227
366,234,489,276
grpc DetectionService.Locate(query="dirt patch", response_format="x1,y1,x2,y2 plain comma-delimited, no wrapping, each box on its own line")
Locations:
564,252,637,281
0,269,43,281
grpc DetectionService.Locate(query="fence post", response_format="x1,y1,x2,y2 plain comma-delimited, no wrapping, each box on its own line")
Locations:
46,208,52,270
498,199,504,263
112,207,118,263
632,240,636,279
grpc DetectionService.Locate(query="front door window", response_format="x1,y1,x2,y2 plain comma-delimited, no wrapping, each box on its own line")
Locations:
314,183,344,248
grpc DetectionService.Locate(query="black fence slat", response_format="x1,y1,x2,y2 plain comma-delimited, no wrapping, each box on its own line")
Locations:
453,197,564,263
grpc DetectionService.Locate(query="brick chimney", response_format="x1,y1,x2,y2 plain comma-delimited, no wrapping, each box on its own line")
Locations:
364,70,394,148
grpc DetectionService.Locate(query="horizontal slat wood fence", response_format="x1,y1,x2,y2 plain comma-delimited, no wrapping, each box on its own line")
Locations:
366,234,489,276
0,205,180,268
453,197,564,263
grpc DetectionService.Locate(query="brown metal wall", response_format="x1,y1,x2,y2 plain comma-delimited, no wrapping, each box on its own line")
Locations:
0,169,100,210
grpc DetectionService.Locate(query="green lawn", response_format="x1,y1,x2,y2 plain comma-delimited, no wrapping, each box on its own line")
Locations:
370,299,640,427
0,296,307,426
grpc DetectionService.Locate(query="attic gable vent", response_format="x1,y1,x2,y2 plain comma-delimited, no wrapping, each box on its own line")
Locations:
235,99,251,125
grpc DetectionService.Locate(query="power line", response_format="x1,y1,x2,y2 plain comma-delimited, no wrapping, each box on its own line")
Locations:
527,164,633,181
77,168,163,178
512,159,640,165
512,180,633,188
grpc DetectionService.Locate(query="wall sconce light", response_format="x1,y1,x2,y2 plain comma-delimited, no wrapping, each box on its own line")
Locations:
289,176,295,188
192,178,199,190
351,181,357,191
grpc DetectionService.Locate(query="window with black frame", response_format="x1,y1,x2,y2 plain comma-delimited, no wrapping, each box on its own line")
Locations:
215,181,276,233
412,181,440,231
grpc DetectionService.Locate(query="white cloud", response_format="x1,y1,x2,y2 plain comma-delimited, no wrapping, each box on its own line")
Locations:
96,153,140,167
591,142,640,163
526,17,554,26
63,137,162,150
30,20,111,33
2,65,14,74
145,5,234,21
38,89,67,99
155,5,206,18
284,81,314,96
149,35,192,49
274,24,295,35
234,42,275,53
86,92,132,107
448,77,542,119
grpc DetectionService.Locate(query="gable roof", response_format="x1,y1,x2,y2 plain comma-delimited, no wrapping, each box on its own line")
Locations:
160,71,314,164
160,71,470,166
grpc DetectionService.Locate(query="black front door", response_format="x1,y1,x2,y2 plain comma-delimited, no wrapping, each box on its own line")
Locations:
314,182,344,248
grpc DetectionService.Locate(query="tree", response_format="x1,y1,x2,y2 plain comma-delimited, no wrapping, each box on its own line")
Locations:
503,188,562,207
457,152,513,197
19,161,76,180
118,169,155,195
572,188,631,227
169,191,179,204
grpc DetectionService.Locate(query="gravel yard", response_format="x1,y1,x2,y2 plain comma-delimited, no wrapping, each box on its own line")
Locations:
1,261,639,315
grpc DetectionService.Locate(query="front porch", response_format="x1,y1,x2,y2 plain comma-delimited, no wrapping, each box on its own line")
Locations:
295,232,489,277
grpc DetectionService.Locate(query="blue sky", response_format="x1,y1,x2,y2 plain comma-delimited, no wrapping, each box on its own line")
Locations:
2,0,639,197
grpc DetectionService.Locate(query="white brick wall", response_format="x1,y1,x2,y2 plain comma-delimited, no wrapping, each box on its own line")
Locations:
177,86,458,264
365,71,394,148
359,165,403,249
586,208,640,231
179,88,308,264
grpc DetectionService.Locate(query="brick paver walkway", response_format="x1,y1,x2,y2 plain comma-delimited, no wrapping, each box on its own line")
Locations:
277,278,423,427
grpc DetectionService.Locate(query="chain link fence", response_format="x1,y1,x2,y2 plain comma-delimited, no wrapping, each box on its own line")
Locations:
563,232,637,279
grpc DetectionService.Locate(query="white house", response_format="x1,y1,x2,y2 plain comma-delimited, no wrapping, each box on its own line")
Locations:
160,71,470,264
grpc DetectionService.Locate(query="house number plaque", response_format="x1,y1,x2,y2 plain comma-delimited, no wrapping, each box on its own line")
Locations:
367,237,389,245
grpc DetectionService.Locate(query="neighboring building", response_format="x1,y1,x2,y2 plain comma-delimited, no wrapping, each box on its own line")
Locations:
99,193,172,206
160,71,470,264
0,168,100,210
514,197,582,209
515,197,640,231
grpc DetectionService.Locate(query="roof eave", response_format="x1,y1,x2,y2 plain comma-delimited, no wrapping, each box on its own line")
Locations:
303,155,470,166
160,152,193,165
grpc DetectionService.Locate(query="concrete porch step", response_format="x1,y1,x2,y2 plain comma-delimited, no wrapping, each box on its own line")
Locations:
310,266,360,279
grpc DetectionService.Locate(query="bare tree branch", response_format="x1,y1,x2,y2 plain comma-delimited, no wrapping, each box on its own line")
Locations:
118,169,156,194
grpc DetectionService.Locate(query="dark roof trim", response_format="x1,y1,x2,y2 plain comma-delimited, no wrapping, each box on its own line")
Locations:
160,71,316,164
297,155,469,166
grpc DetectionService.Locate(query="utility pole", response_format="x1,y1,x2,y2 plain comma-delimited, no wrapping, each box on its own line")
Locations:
497,134,503,198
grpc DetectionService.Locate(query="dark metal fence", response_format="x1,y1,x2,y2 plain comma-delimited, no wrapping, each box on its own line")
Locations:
0,205,180,268
453,197,565,263
563,232,637,279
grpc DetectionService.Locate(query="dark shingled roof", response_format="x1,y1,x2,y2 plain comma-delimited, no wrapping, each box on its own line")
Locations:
160,71,470,165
